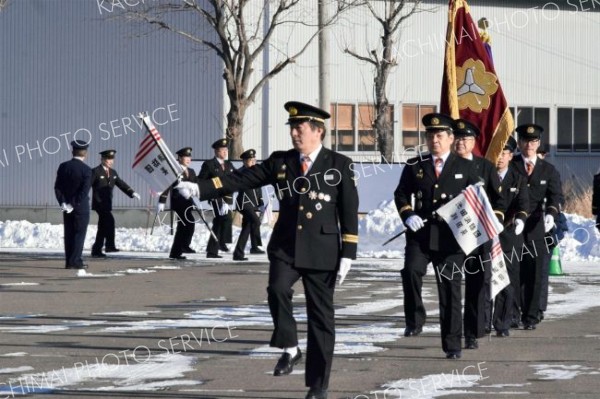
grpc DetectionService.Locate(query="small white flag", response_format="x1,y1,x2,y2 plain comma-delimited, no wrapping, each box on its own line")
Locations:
436,183,504,255
489,235,510,298
132,113,182,193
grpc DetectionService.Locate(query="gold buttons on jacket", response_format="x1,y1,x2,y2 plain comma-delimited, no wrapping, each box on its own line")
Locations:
299,205,304,211
298,225,303,230
300,187,307,193
306,212,313,219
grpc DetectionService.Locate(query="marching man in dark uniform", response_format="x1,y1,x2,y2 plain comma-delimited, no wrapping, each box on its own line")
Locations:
511,124,562,330
158,147,198,260
232,148,265,261
394,113,496,359
90,149,140,257
179,101,358,399
451,119,506,350
198,139,236,258
492,136,529,337
54,140,92,269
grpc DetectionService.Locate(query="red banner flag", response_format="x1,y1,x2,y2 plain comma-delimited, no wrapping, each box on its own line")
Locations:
440,0,514,163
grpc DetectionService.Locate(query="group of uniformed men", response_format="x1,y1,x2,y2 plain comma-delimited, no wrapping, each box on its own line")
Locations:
394,112,562,360
55,101,571,398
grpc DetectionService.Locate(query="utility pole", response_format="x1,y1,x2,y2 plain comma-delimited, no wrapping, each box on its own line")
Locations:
318,0,331,148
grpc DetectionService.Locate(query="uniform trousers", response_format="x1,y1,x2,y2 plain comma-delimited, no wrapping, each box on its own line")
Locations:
233,208,262,258
170,206,196,257
63,211,89,267
520,239,546,324
267,256,336,390
92,210,116,252
403,243,464,353
464,241,492,339
207,213,232,255
492,249,521,332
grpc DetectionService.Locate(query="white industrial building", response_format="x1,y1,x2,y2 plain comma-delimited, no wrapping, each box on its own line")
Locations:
1,0,598,223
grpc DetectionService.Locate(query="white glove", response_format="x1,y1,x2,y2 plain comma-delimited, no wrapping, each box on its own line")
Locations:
544,214,555,233
176,181,199,199
60,203,74,213
157,203,165,213
514,219,525,235
405,215,425,232
220,202,231,216
338,258,352,286
132,192,141,201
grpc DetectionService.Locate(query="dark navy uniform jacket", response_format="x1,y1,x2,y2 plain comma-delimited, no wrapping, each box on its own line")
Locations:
54,158,92,214
394,153,504,253
198,158,236,214
198,147,359,271
91,165,135,212
511,155,561,242
498,166,529,252
234,165,264,211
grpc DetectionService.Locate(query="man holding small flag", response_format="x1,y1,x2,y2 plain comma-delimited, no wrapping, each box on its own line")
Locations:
451,118,505,350
394,112,482,360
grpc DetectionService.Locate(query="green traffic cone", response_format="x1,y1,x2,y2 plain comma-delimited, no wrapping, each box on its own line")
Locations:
549,246,564,276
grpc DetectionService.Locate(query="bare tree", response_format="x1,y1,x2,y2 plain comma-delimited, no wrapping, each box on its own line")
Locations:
113,0,358,158
344,0,422,162
0,0,9,11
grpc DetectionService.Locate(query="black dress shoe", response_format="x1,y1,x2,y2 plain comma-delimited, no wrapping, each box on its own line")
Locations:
404,326,423,337
250,248,265,254
510,319,522,329
169,255,187,260
445,350,462,359
104,248,120,253
206,253,222,259
233,256,248,261
305,388,327,399
523,323,537,330
91,252,106,258
465,337,479,349
273,349,302,376
66,264,88,269
496,329,510,337
537,310,545,322
219,246,230,252
182,247,196,253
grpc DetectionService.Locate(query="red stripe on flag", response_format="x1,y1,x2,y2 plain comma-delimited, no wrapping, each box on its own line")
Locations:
133,135,156,164
132,141,159,169
464,186,497,239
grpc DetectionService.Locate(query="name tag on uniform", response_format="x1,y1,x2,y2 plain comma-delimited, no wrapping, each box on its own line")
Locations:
325,174,335,181
510,187,517,192
540,180,547,185
455,174,463,179
100,176,105,179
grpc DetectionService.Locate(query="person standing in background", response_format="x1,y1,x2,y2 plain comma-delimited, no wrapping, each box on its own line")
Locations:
158,147,198,260
198,139,236,259
232,148,265,261
511,124,562,330
90,149,140,257
54,140,92,269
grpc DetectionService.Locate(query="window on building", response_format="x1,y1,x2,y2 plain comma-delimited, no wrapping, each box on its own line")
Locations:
510,106,550,152
331,103,355,152
592,109,600,152
330,103,393,152
402,104,436,148
557,107,600,153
